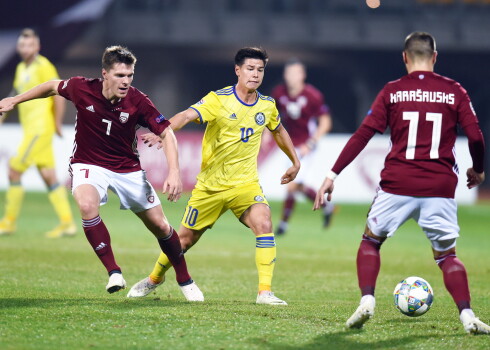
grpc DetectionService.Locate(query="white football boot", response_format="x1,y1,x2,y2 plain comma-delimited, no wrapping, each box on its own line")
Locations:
179,281,204,302
460,309,490,335
106,273,126,294
256,291,288,305
346,295,376,329
127,276,164,298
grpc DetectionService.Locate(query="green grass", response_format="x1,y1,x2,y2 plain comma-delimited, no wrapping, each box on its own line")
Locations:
1,192,490,349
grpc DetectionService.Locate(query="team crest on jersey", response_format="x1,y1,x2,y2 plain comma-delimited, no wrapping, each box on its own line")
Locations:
255,112,265,126
254,195,264,202
147,193,155,203
119,112,129,123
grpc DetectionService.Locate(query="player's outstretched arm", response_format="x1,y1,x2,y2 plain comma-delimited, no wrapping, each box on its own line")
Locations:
159,127,183,202
313,175,335,211
0,80,61,116
169,108,200,132
271,124,300,184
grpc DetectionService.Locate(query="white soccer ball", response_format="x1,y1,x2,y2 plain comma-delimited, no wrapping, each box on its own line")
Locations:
393,276,434,317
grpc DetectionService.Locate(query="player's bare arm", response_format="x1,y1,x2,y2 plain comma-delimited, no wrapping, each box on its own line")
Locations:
300,112,332,157
159,127,183,202
0,79,61,117
53,95,66,137
271,124,300,184
141,108,200,149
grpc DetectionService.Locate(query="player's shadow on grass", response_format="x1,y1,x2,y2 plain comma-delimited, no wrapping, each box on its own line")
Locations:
255,330,450,350
0,297,193,310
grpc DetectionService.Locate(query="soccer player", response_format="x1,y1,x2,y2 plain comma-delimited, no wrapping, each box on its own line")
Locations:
314,32,489,334
271,58,334,235
127,47,300,305
0,46,203,300
0,28,76,238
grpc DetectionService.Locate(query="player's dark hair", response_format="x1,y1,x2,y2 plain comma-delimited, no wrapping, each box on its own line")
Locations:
284,57,304,69
102,46,137,71
234,47,268,66
404,32,436,61
19,28,39,40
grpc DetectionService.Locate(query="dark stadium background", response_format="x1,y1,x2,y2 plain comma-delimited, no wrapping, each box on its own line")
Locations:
1,0,489,192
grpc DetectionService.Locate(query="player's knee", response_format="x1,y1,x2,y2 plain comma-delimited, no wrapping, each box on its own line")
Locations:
256,219,273,233
77,199,99,218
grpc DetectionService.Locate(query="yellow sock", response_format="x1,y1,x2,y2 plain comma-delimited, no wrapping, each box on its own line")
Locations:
149,252,172,283
255,233,276,292
48,186,73,223
4,185,25,223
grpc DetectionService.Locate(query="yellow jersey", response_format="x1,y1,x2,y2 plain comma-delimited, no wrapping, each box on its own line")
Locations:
13,54,59,134
189,85,281,191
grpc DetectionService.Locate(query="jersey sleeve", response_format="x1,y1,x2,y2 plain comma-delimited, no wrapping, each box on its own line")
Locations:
312,90,330,117
57,76,83,103
267,103,281,131
456,85,480,129
362,86,389,134
137,94,170,135
189,91,219,124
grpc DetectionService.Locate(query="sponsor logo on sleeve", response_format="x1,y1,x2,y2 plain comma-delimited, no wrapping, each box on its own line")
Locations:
119,112,129,123
196,99,205,106
155,114,166,124
255,112,265,126
254,195,264,202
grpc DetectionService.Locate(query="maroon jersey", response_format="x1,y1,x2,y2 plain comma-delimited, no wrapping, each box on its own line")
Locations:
58,77,170,173
363,71,480,198
272,83,330,146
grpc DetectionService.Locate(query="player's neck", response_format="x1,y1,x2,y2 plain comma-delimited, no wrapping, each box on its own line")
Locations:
235,85,257,104
406,63,434,74
101,83,121,104
23,53,38,66
287,83,304,98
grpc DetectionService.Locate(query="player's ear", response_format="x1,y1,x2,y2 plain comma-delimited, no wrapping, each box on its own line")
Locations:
235,64,240,77
402,51,408,65
432,51,438,66
102,68,107,80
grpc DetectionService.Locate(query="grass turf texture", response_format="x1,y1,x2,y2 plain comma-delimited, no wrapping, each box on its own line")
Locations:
0,192,489,350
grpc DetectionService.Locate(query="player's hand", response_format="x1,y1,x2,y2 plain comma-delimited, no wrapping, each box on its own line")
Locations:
0,97,16,115
466,168,485,189
280,163,300,184
141,132,164,149
162,168,183,202
298,144,311,157
313,177,334,211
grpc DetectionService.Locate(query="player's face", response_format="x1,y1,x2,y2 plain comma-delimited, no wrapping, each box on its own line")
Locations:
235,58,265,91
102,63,134,101
284,63,306,89
17,37,40,63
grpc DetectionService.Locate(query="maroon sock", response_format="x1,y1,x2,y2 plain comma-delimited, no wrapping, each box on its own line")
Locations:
303,186,325,208
436,253,471,312
281,193,296,222
357,234,382,296
82,216,120,274
158,227,191,285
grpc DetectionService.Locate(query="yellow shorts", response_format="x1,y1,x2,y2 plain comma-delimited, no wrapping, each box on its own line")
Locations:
181,182,269,230
9,133,55,173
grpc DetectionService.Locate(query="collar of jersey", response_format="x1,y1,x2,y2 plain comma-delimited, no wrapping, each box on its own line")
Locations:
233,85,258,107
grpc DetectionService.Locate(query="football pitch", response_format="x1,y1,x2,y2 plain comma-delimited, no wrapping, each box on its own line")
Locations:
1,192,489,350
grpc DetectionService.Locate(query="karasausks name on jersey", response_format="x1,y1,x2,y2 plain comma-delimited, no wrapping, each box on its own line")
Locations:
390,90,455,105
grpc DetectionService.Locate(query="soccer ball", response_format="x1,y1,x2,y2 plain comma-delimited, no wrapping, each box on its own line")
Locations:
393,276,434,317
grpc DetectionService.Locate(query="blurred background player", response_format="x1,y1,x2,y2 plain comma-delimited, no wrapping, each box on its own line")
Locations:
0,46,202,299
0,28,76,238
127,47,300,305
271,58,333,235
314,32,489,334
